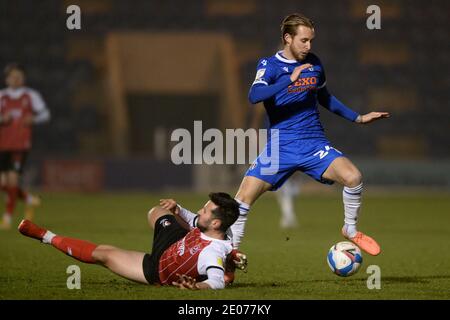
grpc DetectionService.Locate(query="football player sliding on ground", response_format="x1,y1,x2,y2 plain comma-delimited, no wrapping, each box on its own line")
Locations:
229,13,390,256
19,192,246,290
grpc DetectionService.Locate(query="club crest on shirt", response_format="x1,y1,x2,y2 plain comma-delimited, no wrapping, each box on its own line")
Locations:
189,244,201,255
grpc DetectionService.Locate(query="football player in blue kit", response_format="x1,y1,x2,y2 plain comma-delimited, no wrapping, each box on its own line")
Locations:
230,13,390,257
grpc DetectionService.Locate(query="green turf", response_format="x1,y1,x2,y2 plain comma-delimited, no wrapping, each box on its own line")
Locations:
1,191,450,299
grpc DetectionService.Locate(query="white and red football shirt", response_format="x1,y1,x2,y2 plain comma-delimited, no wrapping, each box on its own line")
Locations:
0,87,48,151
158,228,232,285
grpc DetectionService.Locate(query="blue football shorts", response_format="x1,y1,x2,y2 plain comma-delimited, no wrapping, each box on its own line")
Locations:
245,138,344,190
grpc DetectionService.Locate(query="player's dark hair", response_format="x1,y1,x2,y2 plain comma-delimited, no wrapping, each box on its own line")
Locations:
209,192,240,233
281,13,315,44
4,63,25,77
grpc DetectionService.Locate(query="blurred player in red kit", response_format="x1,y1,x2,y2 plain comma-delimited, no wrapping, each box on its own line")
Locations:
0,63,50,229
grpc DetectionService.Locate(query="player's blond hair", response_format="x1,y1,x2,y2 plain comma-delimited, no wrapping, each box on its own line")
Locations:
281,13,315,44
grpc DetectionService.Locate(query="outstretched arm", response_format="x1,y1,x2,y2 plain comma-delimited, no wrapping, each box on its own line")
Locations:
355,112,390,124
317,86,359,121
318,86,390,124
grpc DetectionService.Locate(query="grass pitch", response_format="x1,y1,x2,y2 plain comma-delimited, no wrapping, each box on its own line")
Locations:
1,191,449,300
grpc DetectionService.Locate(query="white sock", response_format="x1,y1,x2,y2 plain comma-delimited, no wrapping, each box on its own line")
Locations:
42,231,56,244
276,190,296,223
343,183,363,238
26,194,34,205
230,199,250,249
2,213,12,224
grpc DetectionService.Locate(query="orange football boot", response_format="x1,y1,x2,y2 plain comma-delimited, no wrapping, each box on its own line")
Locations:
342,226,381,256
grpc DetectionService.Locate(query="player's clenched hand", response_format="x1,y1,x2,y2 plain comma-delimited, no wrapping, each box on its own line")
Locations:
159,198,180,214
172,274,198,290
290,63,313,82
356,112,390,124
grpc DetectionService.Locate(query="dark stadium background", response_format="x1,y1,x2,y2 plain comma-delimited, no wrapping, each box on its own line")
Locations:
0,0,448,192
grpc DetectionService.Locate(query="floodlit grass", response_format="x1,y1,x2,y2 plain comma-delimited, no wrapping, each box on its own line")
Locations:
1,192,449,299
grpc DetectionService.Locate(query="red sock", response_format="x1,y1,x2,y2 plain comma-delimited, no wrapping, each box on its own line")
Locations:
6,186,19,215
51,236,98,264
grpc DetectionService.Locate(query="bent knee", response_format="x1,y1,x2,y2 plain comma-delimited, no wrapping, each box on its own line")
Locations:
147,206,159,219
341,171,362,188
148,206,171,228
148,206,167,220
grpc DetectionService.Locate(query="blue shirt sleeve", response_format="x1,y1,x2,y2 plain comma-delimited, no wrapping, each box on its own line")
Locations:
248,59,292,104
251,58,276,86
317,86,359,122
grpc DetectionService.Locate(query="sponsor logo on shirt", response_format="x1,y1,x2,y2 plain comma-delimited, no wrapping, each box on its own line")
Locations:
177,238,186,256
288,76,318,93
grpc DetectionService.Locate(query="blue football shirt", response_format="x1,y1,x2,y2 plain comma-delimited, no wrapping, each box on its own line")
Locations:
250,51,329,141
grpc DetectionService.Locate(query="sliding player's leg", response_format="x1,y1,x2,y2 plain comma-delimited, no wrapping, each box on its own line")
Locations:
148,206,173,229
322,156,381,256
92,245,148,284
18,219,149,284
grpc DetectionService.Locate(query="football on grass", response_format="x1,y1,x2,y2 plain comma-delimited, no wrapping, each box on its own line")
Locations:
327,241,363,277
